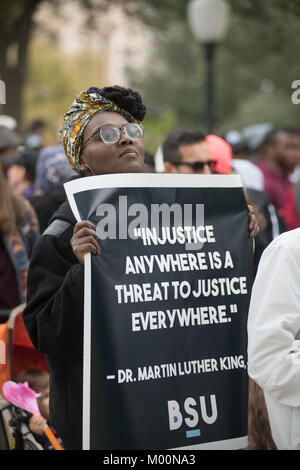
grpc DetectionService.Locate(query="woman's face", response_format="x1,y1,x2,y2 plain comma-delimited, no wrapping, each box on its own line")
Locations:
80,111,145,175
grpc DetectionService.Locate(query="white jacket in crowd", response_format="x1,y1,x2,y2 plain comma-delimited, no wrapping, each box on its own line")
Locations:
248,228,300,450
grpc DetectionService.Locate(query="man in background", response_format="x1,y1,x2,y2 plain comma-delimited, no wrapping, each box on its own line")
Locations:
256,128,300,212
162,128,214,175
161,128,259,238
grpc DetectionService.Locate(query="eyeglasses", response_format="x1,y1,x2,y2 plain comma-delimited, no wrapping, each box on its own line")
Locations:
172,160,217,172
82,123,144,148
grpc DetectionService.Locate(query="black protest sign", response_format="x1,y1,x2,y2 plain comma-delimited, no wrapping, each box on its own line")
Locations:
65,173,253,450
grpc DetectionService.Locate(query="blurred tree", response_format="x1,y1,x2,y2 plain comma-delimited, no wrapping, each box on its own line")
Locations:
128,0,300,135
23,37,105,143
0,0,125,129
0,0,42,128
1,0,300,134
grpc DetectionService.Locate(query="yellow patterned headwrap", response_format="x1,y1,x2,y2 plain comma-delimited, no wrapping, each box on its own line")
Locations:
59,91,138,173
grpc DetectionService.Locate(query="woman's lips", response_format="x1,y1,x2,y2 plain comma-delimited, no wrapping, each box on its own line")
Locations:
119,148,138,158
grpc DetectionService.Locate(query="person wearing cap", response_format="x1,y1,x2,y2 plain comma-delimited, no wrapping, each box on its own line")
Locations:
223,129,265,193
0,115,17,131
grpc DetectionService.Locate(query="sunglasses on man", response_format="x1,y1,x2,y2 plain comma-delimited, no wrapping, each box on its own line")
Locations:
82,123,144,148
171,160,217,172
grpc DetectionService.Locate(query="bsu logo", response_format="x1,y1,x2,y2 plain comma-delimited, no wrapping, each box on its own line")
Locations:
167,394,218,431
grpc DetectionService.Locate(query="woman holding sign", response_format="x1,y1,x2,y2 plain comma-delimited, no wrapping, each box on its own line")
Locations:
23,85,258,450
23,86,147,449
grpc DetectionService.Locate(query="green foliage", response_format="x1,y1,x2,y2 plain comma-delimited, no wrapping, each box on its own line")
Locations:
23,37,105,140
143,109,177,154
2,0,300,142
129,0,300,137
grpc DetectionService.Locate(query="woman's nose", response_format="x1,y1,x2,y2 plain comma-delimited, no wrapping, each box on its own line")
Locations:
118,128,133,145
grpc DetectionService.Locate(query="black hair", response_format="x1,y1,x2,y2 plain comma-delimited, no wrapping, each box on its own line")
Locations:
30,119,46,132
86,85,146,122
282,126,300,136
261,129,283,147
262,127,300,147
162,129,206,163
12,148,39,182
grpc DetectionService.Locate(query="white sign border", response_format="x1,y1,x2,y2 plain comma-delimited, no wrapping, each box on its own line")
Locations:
64,173,243,224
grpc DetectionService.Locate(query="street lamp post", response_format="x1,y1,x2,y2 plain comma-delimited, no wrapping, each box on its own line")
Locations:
187,0,230,134
204,42,215,135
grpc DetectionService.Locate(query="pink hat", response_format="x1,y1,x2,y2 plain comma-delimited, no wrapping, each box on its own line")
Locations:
206,134,232,175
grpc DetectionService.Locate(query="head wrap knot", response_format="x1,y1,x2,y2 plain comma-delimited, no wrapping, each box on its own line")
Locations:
60,91,138,172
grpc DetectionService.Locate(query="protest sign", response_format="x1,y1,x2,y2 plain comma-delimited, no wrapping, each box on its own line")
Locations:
65,173,253,450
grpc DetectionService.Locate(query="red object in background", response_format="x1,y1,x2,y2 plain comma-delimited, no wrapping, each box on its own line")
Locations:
12,312,48,377
280,186,300,231
206,134,232,175
0,305,48,394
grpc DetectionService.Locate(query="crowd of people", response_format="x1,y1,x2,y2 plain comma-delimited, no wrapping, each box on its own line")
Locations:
0,85,300,450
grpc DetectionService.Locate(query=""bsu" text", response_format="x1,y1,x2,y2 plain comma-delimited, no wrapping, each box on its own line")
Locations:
168,394,218,431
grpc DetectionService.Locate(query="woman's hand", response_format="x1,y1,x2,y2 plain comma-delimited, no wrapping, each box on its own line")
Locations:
248,205,260,238
70,221,101,264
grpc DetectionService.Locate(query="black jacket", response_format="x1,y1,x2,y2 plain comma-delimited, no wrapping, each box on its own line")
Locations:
23,200,84,450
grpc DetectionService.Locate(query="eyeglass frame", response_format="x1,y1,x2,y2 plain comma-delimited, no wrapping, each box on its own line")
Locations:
81,123,144,149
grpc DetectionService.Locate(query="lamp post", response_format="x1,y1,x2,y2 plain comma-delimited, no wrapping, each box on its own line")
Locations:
187,0,230,134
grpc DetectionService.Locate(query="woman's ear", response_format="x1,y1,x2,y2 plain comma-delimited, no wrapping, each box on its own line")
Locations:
78,156,95,175
78,156,88,172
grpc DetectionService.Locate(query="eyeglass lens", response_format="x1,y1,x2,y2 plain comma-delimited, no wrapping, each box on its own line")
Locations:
100,126,119,143
125,123,143,140
100,124,143,144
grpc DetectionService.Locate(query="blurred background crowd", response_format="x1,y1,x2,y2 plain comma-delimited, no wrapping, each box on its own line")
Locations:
1,0,300,451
